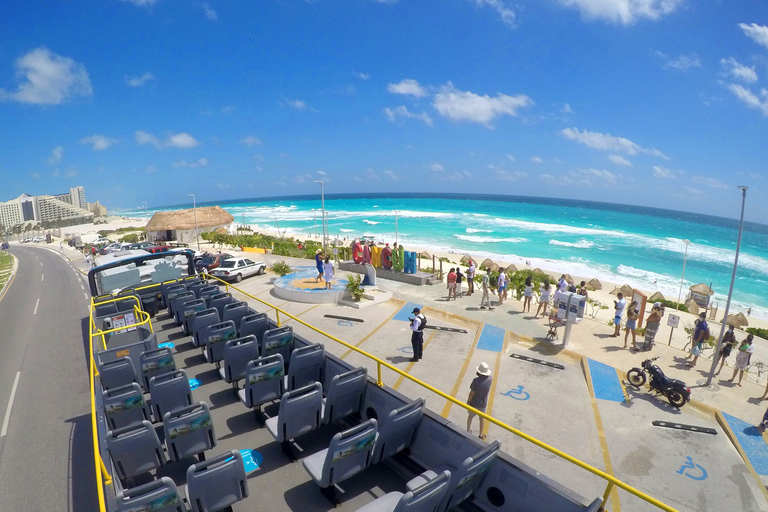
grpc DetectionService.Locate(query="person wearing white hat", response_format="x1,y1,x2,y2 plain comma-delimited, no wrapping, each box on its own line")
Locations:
466,362,493,440
315,248,324,282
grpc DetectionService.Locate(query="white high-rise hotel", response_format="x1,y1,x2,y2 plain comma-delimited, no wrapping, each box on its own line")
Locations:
0,186,94,228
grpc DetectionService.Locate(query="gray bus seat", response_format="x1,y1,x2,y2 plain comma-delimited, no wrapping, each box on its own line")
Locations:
163,284,187,312
266,382,323,459
239,312,269,343
322,367,368,425
198,285,219,306
188,282,206,299
159,280,182,307
371,398,424,464
169,291,195,321
98,337,158,386
163,402,216,462
191,308,220,348
222,301,250,331
209,293,233,318
116,295,140,312
262,326,294,365
179,298,206,334
355,470,451,512
405,440,500,512
186,450,249,512
115,477,184,512
218,335,259,385
202,320,237,366
174,295,200,326
106,420,166,485
238,354,285,410
149,369,193,422
139,347,176,391
95,302,119,317
286,343,324,391
103,382,150,430
98,356,137,390
302,419,378,504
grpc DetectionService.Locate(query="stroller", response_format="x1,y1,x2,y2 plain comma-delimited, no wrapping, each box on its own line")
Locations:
546,314,566,341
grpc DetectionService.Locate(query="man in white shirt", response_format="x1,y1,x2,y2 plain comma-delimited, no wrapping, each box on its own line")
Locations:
466,261,475,296
612,293,626,337
480,268,494,310
409,308,426,362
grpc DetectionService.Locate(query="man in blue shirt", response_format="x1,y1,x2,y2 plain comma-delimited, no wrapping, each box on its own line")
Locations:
687,312,708,367
409,308,426,362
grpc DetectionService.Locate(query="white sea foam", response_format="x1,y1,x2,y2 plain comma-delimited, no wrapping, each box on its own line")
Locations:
340,229,355,233
549,239,594,249
454,235,528,243
363,220,380,225
466,228,492,233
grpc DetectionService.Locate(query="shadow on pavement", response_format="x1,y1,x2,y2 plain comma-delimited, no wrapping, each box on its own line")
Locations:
66,414,99,512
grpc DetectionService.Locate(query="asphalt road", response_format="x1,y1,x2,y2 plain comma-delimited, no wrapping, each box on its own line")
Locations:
0,245,97,512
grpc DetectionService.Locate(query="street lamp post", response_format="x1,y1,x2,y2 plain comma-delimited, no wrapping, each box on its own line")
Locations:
706,186,748,387
188,194,200,251
676,239,691,310
313,180,327,254
141,202,149,242
394,210,399,245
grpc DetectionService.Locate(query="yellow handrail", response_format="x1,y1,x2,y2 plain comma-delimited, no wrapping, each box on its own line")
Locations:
203,274,678,512
88,301,109,512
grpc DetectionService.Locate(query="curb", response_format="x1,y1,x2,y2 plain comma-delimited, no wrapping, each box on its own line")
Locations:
0,252,18,303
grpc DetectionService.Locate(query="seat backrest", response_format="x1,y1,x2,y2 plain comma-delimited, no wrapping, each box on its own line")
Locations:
371,398,424,464
189,282,206,299
222,335,259,383
95,302,119,317
191,308,221,347
239,312,269,343
149,369,192,421
186,450,249,512
203,320,238,364
175,296,201,325
139,347,176,391
98,338,157,383
116,477,184,512
98,356,137,390
222,301,250,329
106,420,166,481
319,419,378,487
163,402,216,462
199,286,220,306
396,470,451,512
209,293,233,318
103,382,150,430
262,326,294,364
275,382,323,441
241,354,284,408
322,367,367,425
180,298,207,329
116,295,140,312
163,283,186,309
441,440,500,512
170,291,195,319
286,343,324,391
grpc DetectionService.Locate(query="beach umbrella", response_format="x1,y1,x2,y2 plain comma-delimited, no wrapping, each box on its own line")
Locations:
459,254,474,265
648,291,665,303
419,251,431,259
587,278,602,290
724,312,749,328
689,283,714,296
532,267,544,274
619,284,634,297
480,258,499,271
504,263,518,273
609,287,620,296
563,273,575,285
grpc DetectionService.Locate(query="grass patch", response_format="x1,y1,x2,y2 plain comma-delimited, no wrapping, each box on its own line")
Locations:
0,252,14,291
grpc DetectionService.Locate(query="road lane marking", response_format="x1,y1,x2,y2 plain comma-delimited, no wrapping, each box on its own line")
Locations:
83,292,88,300
80,284,84,290
41,274,44,282
33,298,39,315
1,371,21,437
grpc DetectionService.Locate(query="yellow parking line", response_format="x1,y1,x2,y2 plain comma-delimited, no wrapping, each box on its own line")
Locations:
480,331,510,438
280,304,321,324
440,324,482,418
392,331,437,391
340,306,402,360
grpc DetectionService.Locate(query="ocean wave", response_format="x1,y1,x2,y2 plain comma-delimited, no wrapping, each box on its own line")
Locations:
454,234,528,243
466,228,492,233
340,229,355,233
548,239,594,249
363,220,380,225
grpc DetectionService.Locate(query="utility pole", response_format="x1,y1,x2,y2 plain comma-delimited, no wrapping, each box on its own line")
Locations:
676,239,690,310
314,180,327,254
188,194,200,251
141,202,149,242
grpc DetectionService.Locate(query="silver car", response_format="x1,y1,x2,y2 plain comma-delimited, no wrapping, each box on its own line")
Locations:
209,257,266,283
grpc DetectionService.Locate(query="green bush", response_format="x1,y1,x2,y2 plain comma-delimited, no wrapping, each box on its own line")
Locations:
746,327,768,340
119,233,139,243
345,274,366,301
660,299,687,313
270,261,292,276
507,269,552,300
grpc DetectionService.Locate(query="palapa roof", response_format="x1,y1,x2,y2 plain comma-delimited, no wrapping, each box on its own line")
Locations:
147,206,234,231
648,291,666,302
505,263,518,273
587,278,602,290
689,283,714,295
480,258,499,271
459,254,474,265
419,251,432,258
724,312,749,328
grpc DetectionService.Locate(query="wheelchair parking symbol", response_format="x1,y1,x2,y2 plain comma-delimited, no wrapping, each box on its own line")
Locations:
397,346,414,354
337,320,354,327
501,385,530,401
677,456,707,480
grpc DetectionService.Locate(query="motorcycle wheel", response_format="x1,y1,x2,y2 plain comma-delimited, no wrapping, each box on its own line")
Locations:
627,368,646,387
667,390,687,408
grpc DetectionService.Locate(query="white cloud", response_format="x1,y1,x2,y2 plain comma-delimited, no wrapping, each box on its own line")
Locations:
726,83,768,116
429,163,445,172
65,167,79,178
216,183,229,189
172,158,208,168
253,154,264,161
221,105,236,114
383,170,400,181
384,106,433,126
146,165,157,174
240,135,262,146
47,146,63,165
0,47,92,105
432,82,532,126
493,169,527,181
720,58,758,83
608,154,632,167
691,175,729,190
652,165,675,178
506,154,516,161
559,0,683,25
119,0,159,6
561,103,574,114
663,53,701,71
353,71,370,80
739,23,768,50
749,172,762,180
30,172,40,179
135,130,199,148
125,72,155,87
540,168,617,186
283,98,307,110
80,134,116,151
317,170,330,182
387,79,427,98
475,0,516,27
562,127,667,158
540,173,559,185
530,156,543,164
202,2,217,20
442,170,474,181
684,185,704,197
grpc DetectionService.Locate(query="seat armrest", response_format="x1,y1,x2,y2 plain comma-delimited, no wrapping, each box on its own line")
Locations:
406,469,439,492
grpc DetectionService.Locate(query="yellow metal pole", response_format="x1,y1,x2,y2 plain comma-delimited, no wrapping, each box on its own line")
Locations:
276,310,281,327
377,362,383,386
99,456,112,485
602,481,614,508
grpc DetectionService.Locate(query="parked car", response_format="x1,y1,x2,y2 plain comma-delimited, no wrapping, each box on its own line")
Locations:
195,253,233,273
127,242,155,250
209,258,266,282
100,242,132,255
145,245,170,254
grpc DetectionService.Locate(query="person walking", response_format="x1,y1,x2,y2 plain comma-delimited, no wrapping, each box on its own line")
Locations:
536,279,551,317
641,305,662,351
447,268,457,300
522,275,533,313
624,300,639,350
611,293,626,337
480,268,493,310
686,312,709,367
496,270,506,305
456,268,464,298
408,308,426,362
315,249,324,282
85,253,93,269
322,255,334,289
466,362,493,440
715,325,738,375
728,334,754,386
466,261,475,296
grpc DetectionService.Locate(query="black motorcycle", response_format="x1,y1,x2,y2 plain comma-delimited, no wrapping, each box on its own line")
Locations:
627,356,690,408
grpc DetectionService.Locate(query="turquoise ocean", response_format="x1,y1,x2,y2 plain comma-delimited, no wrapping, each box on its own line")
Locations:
123,194,768,320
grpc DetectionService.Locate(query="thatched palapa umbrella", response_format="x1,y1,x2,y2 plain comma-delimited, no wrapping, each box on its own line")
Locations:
648,291,665,303
480,258,500,271
724,312,749,328
587,278,602,290
504,263,518,273
563,273,575,285
532,267,544,274
459,254,474,265
689,283,714,296
418,251,431,271
619,284,634,297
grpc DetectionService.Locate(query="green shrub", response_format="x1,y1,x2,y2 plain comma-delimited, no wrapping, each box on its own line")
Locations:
660,299,687,313
119,233,139,243
346,274,366,301
746,327,768,340
508,269,552,300
270,261,292,276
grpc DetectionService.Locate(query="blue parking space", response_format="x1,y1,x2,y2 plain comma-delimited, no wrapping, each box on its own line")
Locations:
477,324,505,352
392,302,424,322
587,358,625,403
722,412,768,476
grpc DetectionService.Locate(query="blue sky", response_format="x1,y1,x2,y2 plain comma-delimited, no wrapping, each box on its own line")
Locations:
0,1,767,221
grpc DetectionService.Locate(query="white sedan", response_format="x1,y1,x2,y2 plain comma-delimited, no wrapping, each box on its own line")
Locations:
209,258,266,282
